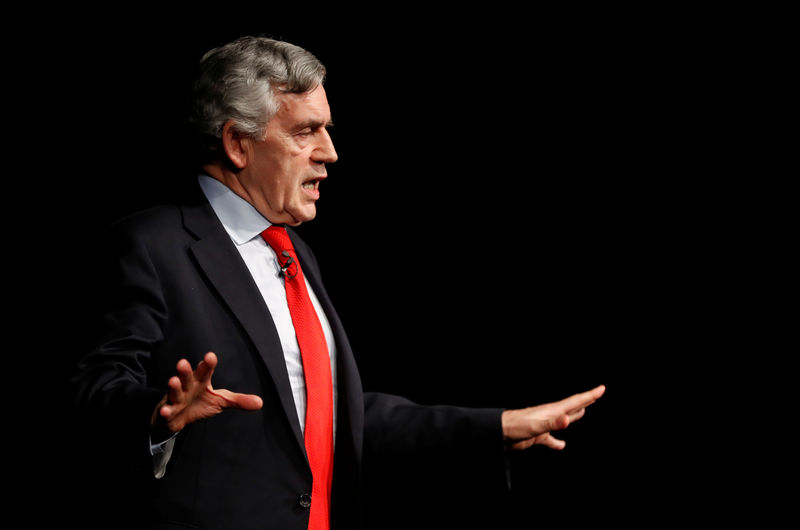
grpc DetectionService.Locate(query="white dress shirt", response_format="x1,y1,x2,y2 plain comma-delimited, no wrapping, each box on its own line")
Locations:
151,175,338,477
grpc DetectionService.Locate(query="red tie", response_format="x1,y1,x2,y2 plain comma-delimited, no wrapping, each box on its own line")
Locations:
262,225,334,530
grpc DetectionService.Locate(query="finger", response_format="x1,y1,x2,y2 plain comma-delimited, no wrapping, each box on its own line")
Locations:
555,385,606,413
233,393,264,410
548,413,570,432
567,407,586,424
540,434,566,450
207,388,263,411
175,358,193,386
560,385,605,409
161,408,185,433
194,352,218,383
160,403,174,418
167,375,184,405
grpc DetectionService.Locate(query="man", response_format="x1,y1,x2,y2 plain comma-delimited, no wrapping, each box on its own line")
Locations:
73,36,605,529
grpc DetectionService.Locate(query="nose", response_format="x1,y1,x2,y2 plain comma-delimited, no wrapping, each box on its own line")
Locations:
313,128,338,164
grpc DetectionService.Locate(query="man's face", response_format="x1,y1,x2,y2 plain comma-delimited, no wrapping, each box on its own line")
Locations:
241,84,337,226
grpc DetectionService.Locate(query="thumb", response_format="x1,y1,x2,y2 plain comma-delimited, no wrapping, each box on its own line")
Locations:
233,393,263,411
207,388,263,410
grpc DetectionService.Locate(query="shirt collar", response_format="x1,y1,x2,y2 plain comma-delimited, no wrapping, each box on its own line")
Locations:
198,174,272,245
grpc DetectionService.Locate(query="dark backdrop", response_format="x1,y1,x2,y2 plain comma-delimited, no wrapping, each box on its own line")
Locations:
14,9,719,528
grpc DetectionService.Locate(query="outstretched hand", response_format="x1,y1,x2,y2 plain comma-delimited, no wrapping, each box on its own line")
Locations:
501,385,605,451
152,352,263,434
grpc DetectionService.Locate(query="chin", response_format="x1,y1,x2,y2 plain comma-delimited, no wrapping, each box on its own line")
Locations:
286,207,317,226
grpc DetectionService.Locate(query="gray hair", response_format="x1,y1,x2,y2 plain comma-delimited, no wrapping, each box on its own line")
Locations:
189,36,326,163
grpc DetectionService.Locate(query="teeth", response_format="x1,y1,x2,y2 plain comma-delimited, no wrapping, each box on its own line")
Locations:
302,182,315,189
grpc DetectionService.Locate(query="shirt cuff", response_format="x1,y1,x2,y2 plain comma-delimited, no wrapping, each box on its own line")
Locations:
149,432,178,479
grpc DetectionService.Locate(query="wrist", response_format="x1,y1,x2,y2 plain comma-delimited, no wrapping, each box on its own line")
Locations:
501,409,517,441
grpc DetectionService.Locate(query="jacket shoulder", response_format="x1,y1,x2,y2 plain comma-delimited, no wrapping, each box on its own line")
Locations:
99,205,195,264
108,205,184,238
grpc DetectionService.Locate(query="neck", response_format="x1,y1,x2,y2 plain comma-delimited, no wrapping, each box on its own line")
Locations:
203,162,257,208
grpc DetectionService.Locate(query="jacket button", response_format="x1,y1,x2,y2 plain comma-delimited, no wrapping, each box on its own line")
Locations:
298,493,312,509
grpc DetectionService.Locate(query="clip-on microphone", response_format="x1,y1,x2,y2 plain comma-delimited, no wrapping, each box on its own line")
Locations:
279,250,297,280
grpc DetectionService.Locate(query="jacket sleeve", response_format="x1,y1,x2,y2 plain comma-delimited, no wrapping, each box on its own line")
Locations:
71,221,168,475
363,392,504,456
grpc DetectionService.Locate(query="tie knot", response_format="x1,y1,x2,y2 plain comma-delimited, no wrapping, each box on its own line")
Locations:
261,225,298,280
261,225,293,253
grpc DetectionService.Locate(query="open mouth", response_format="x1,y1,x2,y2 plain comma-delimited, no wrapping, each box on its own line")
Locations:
301,176,325,198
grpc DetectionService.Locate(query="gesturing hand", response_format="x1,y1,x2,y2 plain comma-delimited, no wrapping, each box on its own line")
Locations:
501,385,605,450
152,352,263,434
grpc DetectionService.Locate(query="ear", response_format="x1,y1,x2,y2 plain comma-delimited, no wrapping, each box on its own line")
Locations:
220,119,251,169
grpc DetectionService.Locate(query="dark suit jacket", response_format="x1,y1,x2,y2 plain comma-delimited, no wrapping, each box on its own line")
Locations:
72,187,504,530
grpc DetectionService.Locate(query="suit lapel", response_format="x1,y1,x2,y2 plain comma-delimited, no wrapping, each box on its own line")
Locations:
182,201,306,453
289,230,365,461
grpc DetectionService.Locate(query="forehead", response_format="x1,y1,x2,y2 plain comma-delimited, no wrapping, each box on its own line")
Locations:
272,85,331,125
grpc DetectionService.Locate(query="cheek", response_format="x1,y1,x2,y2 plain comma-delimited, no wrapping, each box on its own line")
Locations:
253,143,311,201
258,157,295,195
279,156,311,192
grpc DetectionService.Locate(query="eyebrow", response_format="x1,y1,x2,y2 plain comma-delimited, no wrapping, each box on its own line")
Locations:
295,119,334,131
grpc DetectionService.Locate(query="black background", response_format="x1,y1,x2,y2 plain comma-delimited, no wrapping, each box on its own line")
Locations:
10,6,757,528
